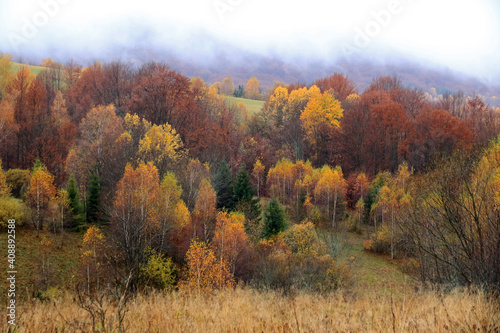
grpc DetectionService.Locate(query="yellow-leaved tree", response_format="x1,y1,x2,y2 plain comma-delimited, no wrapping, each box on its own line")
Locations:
25,161,57,237
245,77,261,100
267,85,289,127
300,88,343,146
81,225,106,293
314,165,347,228
211,211,250,277
111,162,161,271
158,171,190,251
252,158,265,198
138,123,183,177
181,240,234,294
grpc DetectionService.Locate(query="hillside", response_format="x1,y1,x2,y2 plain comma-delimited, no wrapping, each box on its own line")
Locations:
11,62,45,76
225,96,264,116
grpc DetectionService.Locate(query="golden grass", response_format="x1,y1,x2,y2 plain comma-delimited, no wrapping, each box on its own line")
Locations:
2,287,499,332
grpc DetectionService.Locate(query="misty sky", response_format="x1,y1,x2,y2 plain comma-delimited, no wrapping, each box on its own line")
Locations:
0,0,499,81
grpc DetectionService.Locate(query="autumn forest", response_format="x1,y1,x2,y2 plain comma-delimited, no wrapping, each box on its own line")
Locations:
1,54,500,332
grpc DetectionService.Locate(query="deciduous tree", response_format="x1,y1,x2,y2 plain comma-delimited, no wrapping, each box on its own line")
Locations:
182,240,234,294
25,161,56,237
245,77,261,100
138,123,183,177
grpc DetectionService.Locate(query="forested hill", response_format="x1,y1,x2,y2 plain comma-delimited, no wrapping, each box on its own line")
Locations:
149,50,500,107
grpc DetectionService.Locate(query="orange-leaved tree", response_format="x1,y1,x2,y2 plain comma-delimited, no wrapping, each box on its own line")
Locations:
191,178,217,242
182,240,234,294
211,211,251,278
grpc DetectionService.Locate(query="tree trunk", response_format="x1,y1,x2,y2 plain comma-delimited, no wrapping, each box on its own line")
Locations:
332,191,338,229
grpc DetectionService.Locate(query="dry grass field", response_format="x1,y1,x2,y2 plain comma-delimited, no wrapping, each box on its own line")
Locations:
2,286,499,333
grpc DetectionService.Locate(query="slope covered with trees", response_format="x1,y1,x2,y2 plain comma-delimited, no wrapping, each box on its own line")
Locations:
1,53,500,330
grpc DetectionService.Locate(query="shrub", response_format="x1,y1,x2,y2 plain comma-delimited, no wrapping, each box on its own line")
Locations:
362,239,374,251
139,248,177,291
283,221,323,256
0,197,30,227
5,169,29,198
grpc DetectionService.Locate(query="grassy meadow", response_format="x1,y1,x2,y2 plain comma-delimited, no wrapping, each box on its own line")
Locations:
225,96,265,116
11,62,46,76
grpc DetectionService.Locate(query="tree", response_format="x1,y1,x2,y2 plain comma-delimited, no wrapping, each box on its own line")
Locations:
6,67,36,169
25,161,56,237
177,159,211,210
0,158,11,197
81,225,106,293
213,160,233,210
221,77,235,96
355,172,370,202
409,109,473,171
37,90,77,181
66,173,82,217
158,171,189,252
192,178,217,241
252,159,265,198
300,89,343,165
0,53,13,100
129,62,196,129
124,113,152,150
234,85,245,98
263,198,286,239
50,189,70,247
65,61,106,124
364,98,412,173
211,211,250,278
314,73,357,102
110,162,161,276
233,168,261,233
314,166,347,228
182,240,234,294
0,99,18,148
300,89,343,146
266,86,289,127
86,170,101,224
138,123,184,177
66,104,125,194
245,77,261,100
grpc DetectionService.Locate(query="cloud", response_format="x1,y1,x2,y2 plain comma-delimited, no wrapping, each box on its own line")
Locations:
0,0,498,81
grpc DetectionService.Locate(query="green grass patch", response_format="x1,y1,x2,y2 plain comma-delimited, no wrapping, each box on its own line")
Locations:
225,96,264,116
11,62,45,76
340,227,414,296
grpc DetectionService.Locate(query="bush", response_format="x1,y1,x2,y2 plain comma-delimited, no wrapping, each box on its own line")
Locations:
283,221,323,256
5,169,29,198
253,227,351,293
368,224,392,254
362,239,374,251
0,197,30,227
139,248,177,291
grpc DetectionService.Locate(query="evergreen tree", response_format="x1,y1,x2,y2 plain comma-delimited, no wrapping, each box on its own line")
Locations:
234,85,245,98
66,173,82,216
86,170,101,223
263,198,286,239
213,160,233,210
233,168,261,233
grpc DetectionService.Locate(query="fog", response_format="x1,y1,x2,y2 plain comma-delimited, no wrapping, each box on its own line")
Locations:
0,0,499,83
